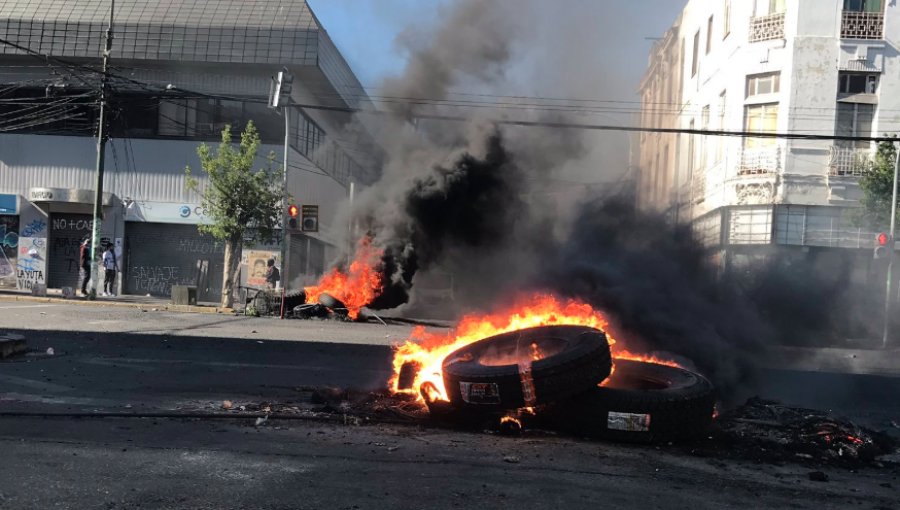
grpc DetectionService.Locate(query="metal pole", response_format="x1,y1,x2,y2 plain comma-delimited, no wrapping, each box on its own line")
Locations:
279,98,289,319
348,181,354,263
88,0,113,300
882,142,900,348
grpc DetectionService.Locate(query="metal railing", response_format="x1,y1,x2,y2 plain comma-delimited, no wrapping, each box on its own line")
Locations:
841,10,884,40
737,145,782,176
828,146,873,177
749,12,785,43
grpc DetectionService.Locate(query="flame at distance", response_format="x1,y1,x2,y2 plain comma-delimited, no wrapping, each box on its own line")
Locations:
390,293,683,402
305,237,383,320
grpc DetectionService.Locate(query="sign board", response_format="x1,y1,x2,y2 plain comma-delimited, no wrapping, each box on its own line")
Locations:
301,205,319,232
28,188,114,205
124,201,211,225
246,250,276,287
0,194,17,214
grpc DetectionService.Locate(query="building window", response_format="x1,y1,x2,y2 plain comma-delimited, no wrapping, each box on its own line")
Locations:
706,16,714,54
843,0,883,12
744,103,779,147
724,0,732,38
692,30,700,77
746,72,781,98
838,72,879,94
158,99,197,137
755,0,786,16
836,103,875,148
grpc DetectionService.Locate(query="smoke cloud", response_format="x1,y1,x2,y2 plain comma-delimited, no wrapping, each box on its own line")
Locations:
324,0,868,399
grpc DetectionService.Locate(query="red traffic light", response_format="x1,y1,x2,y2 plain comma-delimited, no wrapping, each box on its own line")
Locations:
878,232,889,246
288,204,299,218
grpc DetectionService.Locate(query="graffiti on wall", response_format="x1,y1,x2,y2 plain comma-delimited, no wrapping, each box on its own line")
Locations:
20,218,46,238
0,216,19,288
127,265,187,296
16,237,46,290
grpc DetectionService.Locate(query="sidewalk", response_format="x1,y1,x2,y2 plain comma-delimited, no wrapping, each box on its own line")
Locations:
0,288,230,315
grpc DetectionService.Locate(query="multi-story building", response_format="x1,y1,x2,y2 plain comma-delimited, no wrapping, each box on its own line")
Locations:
638,0,898,270
0,0,379,302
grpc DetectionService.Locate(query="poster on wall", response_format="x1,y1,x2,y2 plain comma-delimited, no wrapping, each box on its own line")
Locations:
0,216,19,289
16,237,46,291
246,250,277,287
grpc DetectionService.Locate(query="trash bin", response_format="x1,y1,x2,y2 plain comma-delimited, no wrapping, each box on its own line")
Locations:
171,285,198,306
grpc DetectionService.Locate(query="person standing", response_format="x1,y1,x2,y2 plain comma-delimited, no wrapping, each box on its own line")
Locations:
79,237,91,297
265,258,280,290
102,243,118,297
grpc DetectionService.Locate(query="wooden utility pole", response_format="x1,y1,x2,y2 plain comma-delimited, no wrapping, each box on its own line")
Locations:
88,0,114,299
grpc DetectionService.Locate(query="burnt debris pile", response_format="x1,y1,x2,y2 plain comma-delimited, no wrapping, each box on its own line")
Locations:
710,397,897,465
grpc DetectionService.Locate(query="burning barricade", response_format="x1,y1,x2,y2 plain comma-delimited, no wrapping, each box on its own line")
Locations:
291,238,384,321
389,293,717,443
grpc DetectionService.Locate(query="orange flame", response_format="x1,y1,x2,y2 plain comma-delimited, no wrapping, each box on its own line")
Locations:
305,237,383,319
389,293,681,402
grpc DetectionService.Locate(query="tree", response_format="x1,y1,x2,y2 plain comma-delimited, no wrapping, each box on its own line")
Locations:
186,122,284,308
857,140,898,228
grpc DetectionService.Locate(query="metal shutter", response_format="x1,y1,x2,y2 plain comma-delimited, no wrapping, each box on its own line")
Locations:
124,223,225,302
47,214,94,290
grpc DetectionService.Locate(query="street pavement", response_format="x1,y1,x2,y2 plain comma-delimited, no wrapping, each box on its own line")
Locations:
1,301,899,509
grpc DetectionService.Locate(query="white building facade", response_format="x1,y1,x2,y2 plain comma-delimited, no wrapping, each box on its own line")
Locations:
638,0,898,265
0,0,380,301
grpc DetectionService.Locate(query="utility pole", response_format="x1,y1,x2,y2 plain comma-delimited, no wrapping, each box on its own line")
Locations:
270,68,293,319
88,0,114,299
882,142,900,348
348,181,355,264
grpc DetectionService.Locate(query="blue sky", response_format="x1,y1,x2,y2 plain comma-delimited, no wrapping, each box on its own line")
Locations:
307,0,685,97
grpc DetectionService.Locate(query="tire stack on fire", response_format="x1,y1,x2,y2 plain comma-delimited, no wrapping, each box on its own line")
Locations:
404,325,716,443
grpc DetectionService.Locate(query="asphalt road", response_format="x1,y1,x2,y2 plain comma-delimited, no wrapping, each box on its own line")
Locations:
1,301,899,509
1,416,897,510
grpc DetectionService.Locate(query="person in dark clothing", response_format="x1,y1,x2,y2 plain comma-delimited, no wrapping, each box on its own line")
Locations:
265,259,280,290
79,238,91,296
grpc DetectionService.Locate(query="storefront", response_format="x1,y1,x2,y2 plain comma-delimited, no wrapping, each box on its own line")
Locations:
25,187,120,294
124,201,224,302
0,194,19,290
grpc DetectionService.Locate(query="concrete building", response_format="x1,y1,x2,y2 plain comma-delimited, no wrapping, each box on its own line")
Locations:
0,0,379,302
638,0,899,270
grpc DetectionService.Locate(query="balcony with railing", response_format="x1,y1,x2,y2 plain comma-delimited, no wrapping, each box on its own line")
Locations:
749,12,785,43
841,10,884,39
737,145,783,176
828,146,873,176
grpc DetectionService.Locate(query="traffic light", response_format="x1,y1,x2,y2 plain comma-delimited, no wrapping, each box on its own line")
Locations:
287,204,299,230
874,232,890,259
269,68,293,108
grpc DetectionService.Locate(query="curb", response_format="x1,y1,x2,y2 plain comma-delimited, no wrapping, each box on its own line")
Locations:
0,333,27,359
0,294,232,315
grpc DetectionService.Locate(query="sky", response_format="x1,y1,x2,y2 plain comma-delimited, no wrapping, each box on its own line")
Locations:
307,0,686,98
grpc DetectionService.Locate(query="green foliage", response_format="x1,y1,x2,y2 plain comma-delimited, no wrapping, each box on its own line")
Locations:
856,140,898,228
185,122,284,243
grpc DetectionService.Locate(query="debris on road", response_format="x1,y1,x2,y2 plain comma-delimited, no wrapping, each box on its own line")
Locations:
808,471,829,482
698,397,897,467
221,400,233,410
45,347,54,356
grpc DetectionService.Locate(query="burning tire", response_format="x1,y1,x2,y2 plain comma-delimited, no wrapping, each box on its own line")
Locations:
544,359,715,443
318,292,346,310
442,325,612,411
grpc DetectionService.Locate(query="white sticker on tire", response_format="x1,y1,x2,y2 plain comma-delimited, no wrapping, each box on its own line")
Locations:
459,382,501,404
607,412,651,432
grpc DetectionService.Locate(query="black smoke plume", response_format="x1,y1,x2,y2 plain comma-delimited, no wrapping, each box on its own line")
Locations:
368,130,530,310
